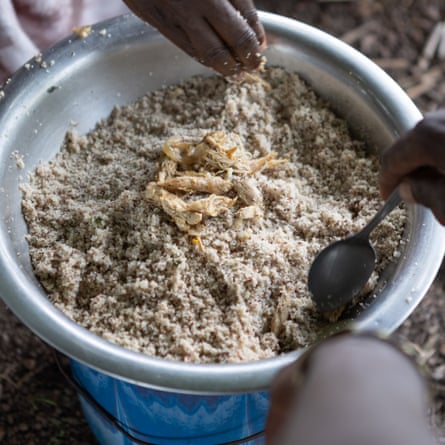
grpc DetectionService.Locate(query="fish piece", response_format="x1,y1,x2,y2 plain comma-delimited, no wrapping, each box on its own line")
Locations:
147,130,286,237
157,157,177,182
248,152,288,175
232,177,263,206
270,294,290,336
145,183,202,231
186,195,237,217
199,131,252,173
237,205,263,220
159,175,232,194
162,136,205,166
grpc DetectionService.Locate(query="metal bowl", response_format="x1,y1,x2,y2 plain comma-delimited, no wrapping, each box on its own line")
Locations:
0,12,444,393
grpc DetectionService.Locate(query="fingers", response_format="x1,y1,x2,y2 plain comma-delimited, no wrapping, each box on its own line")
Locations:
231,0,266,49
126,0,239,76
205,0,265,74
123,0,266,77
379,109,445,225
186,17,243,76
379,109,445,200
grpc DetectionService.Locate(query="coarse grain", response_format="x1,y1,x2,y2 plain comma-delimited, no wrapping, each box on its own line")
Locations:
20,66,406,363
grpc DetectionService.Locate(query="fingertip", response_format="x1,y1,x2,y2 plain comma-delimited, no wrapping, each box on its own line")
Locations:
253,22,267,50
209,2,266,73
398,181,415,203
230,29,266,71
259,38,267,52
231,0,265,46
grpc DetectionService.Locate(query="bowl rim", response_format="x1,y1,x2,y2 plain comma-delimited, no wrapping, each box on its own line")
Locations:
0,11,444,394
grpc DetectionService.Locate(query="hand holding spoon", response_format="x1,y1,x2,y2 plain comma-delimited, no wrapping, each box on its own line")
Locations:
308,188,402,313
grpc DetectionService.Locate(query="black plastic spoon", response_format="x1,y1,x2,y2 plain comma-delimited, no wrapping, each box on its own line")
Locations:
308,188,402,313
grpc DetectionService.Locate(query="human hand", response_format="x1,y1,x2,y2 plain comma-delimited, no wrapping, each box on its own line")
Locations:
122,0,266,77
379,108,445,225
265,333,435,445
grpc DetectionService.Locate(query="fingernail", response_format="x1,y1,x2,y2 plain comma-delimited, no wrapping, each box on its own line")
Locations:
399,181,415,203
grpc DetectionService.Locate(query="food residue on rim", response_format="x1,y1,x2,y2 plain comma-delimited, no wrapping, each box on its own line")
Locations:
72,25,92,39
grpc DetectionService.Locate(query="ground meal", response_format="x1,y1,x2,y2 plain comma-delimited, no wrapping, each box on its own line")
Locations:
21,66,406,363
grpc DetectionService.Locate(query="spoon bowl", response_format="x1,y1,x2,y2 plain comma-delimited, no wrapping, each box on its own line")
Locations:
308,234,376,312
308,188,402,313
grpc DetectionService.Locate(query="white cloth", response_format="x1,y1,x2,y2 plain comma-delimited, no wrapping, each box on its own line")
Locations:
0,0,129,83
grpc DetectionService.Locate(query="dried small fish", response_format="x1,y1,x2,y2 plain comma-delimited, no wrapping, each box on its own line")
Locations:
162,137,205,166
157,157,177,182
248,152,288,175
162,137,191,160
145,183,202,231
159,176,232,194
270,294,291,336
170,211,202,232
237,205,263,220
199,131,252,173
186,195,237,217
146,130,286,238
233,177,263,206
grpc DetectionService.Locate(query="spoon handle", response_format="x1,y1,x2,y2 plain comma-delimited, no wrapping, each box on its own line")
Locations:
355,188,402,240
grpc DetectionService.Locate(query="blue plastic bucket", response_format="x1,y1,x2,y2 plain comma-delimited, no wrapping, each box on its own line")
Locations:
70,360,268,445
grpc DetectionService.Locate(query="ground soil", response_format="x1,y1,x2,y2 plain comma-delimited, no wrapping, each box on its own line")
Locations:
1,1,445,444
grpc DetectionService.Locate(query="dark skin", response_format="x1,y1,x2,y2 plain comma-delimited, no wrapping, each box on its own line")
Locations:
122,0,266,77
380,108,445,225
